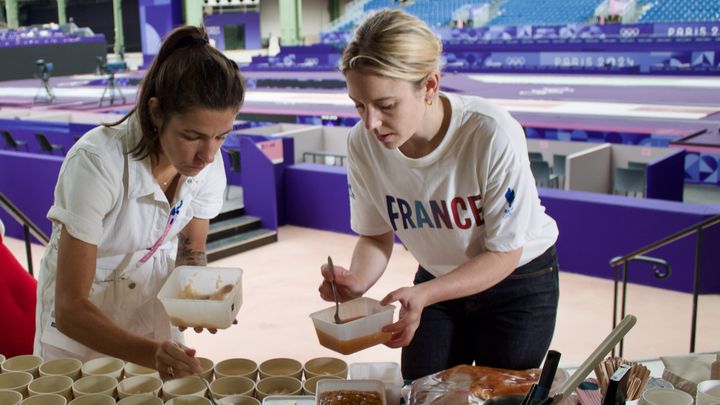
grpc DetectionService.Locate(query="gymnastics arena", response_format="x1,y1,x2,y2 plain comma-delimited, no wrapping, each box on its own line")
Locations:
0,0,719,402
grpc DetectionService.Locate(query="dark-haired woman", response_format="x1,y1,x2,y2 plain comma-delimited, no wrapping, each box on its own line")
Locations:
33,26,245,380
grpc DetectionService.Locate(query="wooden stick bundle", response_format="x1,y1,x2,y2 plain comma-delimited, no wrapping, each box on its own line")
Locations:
593,357,650,400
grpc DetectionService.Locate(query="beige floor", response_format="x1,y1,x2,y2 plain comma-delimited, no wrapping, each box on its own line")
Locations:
5,225,719,368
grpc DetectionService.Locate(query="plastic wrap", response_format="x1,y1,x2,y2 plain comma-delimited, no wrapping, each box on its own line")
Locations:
407,365,541,405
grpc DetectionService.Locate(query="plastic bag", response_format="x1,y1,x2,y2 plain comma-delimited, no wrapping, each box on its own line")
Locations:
407,365,541,405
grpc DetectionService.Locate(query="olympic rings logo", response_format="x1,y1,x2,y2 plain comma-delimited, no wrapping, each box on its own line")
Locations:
619,27,640,37
505,56,526,66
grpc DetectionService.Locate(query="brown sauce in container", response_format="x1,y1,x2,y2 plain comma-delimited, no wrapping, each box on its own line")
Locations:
318,389,383,405
316,329,392,355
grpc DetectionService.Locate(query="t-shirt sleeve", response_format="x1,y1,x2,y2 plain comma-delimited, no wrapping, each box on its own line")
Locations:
47,149,118,245
347,128,393,236
190,150,226,219
482,124,537,252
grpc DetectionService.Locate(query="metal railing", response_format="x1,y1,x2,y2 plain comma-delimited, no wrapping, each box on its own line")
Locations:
303,151,347,166
0,191,49,276
609,214,720,357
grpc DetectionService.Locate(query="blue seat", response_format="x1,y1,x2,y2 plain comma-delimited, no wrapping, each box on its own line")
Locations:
613,167,645,197
530,160,559,188
2,130,28,151
529,152,544,162
553,154,567,188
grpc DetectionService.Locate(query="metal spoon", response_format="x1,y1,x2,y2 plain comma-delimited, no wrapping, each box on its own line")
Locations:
196,375,218,405
328,256,342,324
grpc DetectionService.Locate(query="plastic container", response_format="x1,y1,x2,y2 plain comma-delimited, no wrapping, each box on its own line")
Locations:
261,395,314,404
315,379,386,405
349,362,403,405
158,265,243,329
309,297,395,355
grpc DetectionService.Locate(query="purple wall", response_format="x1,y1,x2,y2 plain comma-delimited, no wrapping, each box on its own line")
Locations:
139,0,183,67
239,137,278,230
204,12,261,51
647,149,685,202
0,150,63,242
1,119,95,155
282,164,720,294
285,163,351,234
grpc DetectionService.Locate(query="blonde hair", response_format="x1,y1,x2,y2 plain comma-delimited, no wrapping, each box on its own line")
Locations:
340,9,442,86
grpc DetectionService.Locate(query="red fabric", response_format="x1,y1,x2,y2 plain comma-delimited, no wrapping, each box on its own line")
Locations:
0,233,38,357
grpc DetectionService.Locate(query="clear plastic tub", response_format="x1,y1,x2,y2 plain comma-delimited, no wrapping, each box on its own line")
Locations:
158,265,243,329
349,362,403,405
261,395,314,404
309,297,395,355
315,379,386,405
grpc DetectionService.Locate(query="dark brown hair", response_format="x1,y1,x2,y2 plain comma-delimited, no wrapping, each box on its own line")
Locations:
107,25,245,160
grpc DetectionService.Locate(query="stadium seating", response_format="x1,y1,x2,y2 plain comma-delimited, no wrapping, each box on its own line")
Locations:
638,0,720,23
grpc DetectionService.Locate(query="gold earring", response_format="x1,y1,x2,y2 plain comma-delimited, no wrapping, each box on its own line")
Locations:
426,98,433,106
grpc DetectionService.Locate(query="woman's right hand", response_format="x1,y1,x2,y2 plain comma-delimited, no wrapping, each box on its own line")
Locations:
319,263,364,302
155,341,202,380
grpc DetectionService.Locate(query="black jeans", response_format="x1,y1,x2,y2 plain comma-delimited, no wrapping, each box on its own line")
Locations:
401,245,560,380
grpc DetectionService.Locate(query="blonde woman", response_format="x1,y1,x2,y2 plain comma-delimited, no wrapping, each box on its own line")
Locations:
318,10,560,379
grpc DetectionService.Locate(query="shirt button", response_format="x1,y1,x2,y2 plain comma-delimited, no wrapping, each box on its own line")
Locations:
128,282,136,289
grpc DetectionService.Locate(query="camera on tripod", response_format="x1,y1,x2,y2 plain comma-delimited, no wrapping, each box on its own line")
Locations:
95,56,127,106
34,59,55,103
95,56,127,75
36,59,54,77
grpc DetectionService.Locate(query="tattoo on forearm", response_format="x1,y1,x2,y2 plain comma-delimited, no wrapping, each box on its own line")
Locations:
176,234,208,266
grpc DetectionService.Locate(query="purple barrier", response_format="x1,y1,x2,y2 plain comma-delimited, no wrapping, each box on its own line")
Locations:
0,150,63,241
541,188,720,294
283,164,720,294
238,137,279,230
0,119,85,155
436,21,720,42
285,163,351,234
647,149,685,202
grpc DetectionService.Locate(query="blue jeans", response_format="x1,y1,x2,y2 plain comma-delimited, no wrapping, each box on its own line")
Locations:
401,245,560,380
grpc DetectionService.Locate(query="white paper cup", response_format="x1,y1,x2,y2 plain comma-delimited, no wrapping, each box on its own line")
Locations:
117,375,162,399
116,395,163,405
216,395,260,405
0,389,23,405
20,393,67,405
39,359,83,381
258,358,302,380
28,375,73,400
209,376,254,399
697,380,720,405
196,358,214,382
213,359,257,381
641,388,693,405
164,396,211,405
68,394,115,405
81,358,124,380
0,372,34,397
0,355,6,367
254,376,301,401
303,357,347,379
302,375,342,396
123,363,159,379
72,375,118,398
162,376,207,400
2,356,43,378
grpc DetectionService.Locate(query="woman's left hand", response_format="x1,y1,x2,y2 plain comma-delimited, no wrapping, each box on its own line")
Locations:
380,286,428,348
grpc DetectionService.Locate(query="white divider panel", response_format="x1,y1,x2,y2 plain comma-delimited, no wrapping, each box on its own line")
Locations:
566,144,612,193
